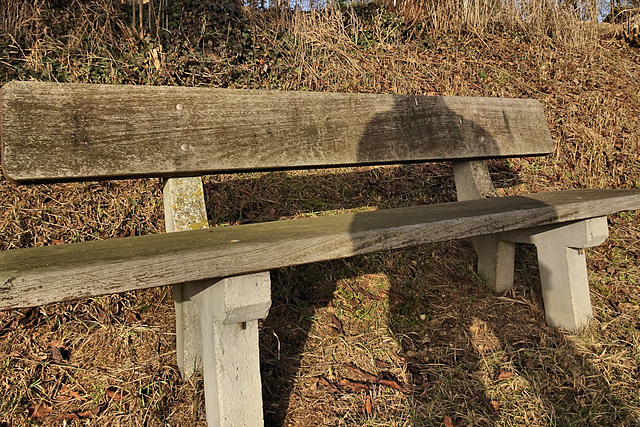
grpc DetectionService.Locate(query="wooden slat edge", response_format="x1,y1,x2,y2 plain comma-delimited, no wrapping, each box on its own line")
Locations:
2,189,640,310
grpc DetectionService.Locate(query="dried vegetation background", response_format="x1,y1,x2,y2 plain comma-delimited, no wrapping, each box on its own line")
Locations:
1,0,640,425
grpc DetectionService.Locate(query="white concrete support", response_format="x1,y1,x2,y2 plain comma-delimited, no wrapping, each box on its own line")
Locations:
503,217,609,331
192,273,271,427
164,177,271,426
452,160,516,291
163,177,209,376
472,236,516,292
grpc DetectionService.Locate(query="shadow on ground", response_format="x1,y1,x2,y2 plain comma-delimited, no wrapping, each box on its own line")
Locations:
202,164,637,426
258,239,638,425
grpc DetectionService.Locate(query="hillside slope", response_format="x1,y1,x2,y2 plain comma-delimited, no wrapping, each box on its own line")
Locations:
1,2,640,425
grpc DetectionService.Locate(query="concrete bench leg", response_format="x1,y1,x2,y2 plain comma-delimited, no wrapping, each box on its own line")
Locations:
192,273,271,427
473,236,516,292
452,160,516,292
163,177,210,376
164,177,271,426
504,217,608,331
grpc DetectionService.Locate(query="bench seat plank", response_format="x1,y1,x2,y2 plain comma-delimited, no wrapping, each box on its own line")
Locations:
2,189,639,310
1,81,552,183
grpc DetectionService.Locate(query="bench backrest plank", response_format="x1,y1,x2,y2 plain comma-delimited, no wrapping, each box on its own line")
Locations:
1,81,553,183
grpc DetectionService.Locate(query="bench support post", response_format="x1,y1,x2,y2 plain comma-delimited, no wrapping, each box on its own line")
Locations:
164,177,271,426
452,159,607,330
472,236,516,292
452,160,516,291
163,177,210,376
193,273,271,427
503,217,608,331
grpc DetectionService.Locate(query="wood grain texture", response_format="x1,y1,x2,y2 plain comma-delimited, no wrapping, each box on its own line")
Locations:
2,189,639,310
1,81,553,183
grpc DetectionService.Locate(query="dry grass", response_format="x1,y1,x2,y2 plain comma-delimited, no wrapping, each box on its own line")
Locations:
379,0,599,47
2,0,640,425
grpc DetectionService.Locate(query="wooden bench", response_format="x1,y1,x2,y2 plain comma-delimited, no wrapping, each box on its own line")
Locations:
2,81,640,426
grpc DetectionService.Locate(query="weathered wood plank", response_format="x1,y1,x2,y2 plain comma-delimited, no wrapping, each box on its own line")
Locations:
1,81,553,183
1,189,639,310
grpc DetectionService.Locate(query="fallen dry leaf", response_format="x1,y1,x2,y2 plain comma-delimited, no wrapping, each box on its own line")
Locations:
337,378,369,392
444,415,454,427
55,384,82,402
125,310,141,324
364,394,373,417
28,402,52,419
345,363,378,383
106,387,128,401
496,369,513,381
48,340,69,362
379,378,404,391
57,413,80,420
50,346,63,362
57,405,104,421
315,376,338,393
77,406,103,418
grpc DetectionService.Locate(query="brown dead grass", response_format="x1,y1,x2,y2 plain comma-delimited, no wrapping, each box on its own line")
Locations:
2,1,640,426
